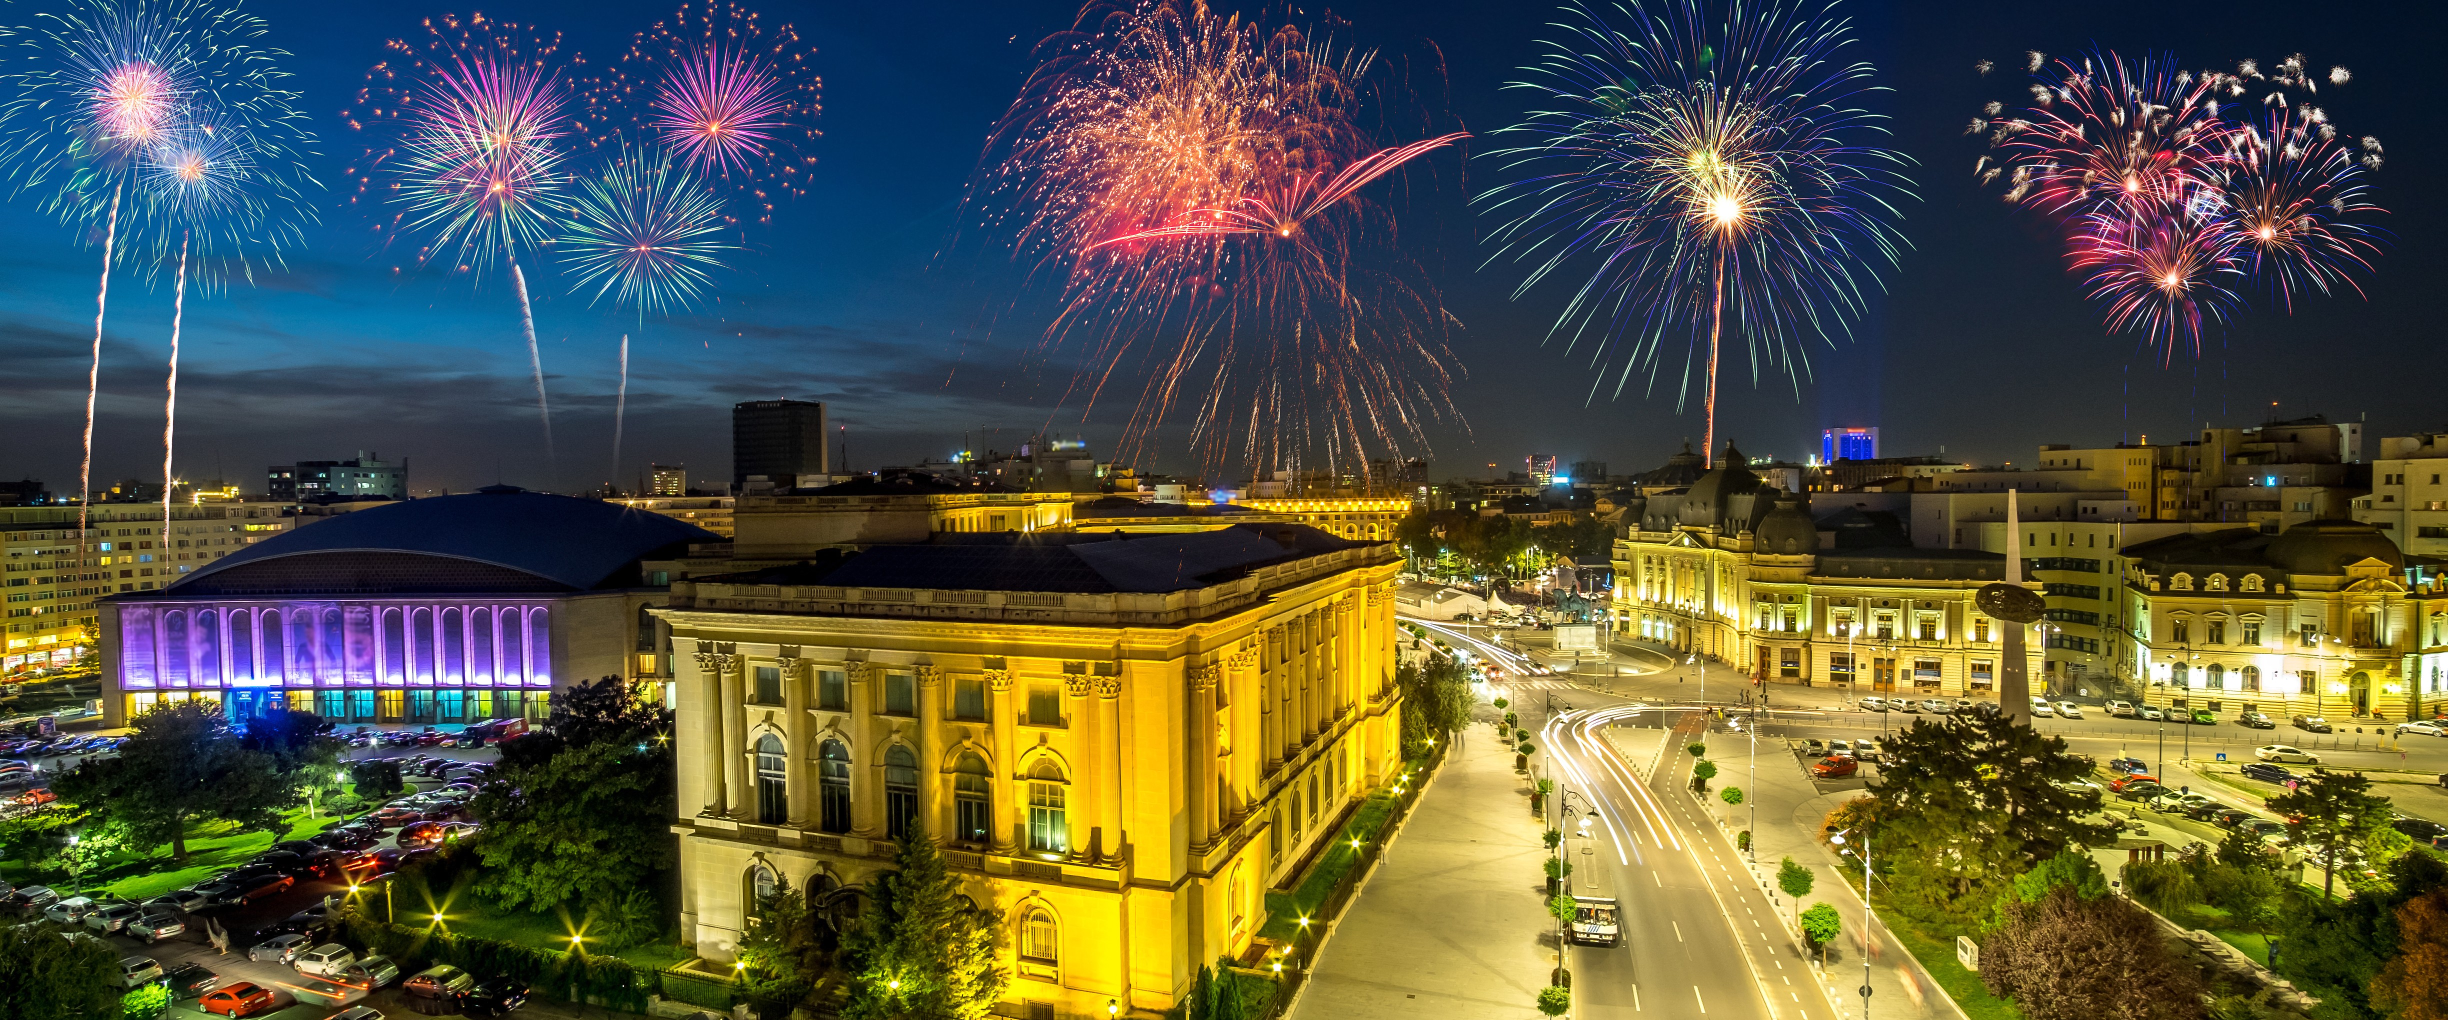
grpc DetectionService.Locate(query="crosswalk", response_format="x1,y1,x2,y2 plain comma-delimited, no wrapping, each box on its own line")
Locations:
1504,679,1582,691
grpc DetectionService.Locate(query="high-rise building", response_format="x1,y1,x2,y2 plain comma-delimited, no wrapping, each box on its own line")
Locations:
731,400,829,489
1527,454,1558,486
2357,433,2448,558
267,452,407,502
650,464,688,496
1822,427,1879,463
5,501,297,676
1568,461,1606,485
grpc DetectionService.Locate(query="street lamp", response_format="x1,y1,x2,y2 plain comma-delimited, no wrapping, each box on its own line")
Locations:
1831,828,1874,1020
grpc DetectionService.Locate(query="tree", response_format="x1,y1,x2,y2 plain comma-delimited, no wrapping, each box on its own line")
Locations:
469,677,675,911
0,922,125,1020
238,709,335,773
1778,857,1815,924
1721,787,1745,808
2266,768,2392,900
1535,985,1571,1017
2371,887,2448,1020
51,701,290,864
1873,714,2116,867
347,759,404,800
1691,759,1717,791
1993,852,2109,933
2271,850,2448,1016
840,835,1007,1020
1799,903,1842,960
119,986,168,1020
737,889,820,1002
1979,886,2206,1020
1397,654,1474,757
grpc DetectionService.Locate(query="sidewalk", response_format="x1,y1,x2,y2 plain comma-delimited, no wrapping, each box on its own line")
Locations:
1289,727,1553,1020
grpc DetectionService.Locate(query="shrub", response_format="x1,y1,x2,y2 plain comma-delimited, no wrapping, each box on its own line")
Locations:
1799,903,1842,955
1687,742,1707,757
1543,856,1572,880
1721,787,1745,807
1493,698,1509,711
123,984,171,1020
1518,741,1536,757
1536,985,1571,1017
1543,829,1563,852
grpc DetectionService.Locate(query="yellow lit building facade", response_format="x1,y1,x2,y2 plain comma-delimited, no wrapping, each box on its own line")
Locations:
657,525,1404,1016
6,502,294,673
1232,497,1408,542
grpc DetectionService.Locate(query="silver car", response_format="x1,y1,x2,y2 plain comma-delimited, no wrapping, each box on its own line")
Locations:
128,913,187,944
249,933,313,966
86,902,143,934
1921,699,1954,715
43,895,99,924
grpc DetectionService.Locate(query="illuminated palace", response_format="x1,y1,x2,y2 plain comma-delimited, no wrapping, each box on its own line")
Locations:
1611,448,2039,696
2123,519,2447,722
98,489,713,725
656,524,1404,1017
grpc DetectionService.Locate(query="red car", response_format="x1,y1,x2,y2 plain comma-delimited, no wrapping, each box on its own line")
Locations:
2109,773,2163,794
369,806,425,828
397,821,446,848
199,982,278,1018
1811,756,1859,779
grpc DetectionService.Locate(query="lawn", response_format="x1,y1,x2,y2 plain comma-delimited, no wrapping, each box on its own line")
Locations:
0,807,347,901
1839,871,2026,1020
430,899,692,970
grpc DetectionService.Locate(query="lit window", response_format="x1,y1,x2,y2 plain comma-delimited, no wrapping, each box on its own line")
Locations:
1027,759,1068,853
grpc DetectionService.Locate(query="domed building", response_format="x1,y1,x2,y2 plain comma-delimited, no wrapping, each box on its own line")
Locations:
99,487,716,726
1615,442,2038,699
2123,517,2447,721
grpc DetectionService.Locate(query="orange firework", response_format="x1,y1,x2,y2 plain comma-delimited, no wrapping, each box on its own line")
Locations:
975,0,1464,476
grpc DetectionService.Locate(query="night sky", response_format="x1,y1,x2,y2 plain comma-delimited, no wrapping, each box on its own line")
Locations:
3,0,2441,495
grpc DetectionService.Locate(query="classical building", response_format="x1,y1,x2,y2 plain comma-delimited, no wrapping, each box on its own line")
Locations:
2123,519,2446,722
656,524,1404,1016
1611,448,2039,697
96,488,711,726
1229,497,1408,542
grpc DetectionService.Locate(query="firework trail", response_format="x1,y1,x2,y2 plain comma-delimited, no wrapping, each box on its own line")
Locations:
1477,0,1913,466
974,0,1466,476
347,13,586,473
558,139,734,483
162,233,185,525
607,0,820,227
4,0,317,530
1972,50,2386,358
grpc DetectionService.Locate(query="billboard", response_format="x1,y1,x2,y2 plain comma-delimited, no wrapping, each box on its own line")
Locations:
1553,624,1599,653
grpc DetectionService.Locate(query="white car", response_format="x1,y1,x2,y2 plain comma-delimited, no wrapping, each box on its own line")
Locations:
1921,699,1954,715
2107,700,2137,717
294,944,359,980
118,956,164,989
2256,745,2322,764
2056,702,2084,719
2398,721,2448,738
1892,699,1921,714
1860,696,1889,712
84,902,142,934
2030,697,2055,717
2140,706,2165,721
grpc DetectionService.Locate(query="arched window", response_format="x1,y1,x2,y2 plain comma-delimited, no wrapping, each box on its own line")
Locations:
2172,662,2190,686
884,746,920,840
754,735,788,825
1027,758,1067,854
2206,664,2225,690
1019,908,1059,973
748,863,779,906
818,740,852,834
2241,574,2266,593
2170,573,2193,591
953,752,991,845
2207,574,2228,592
2242,665,2261,692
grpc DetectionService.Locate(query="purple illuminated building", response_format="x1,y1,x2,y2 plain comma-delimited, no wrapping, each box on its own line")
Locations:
100,486,713,726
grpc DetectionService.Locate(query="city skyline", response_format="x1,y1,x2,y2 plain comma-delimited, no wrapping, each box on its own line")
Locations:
2,0,2441,496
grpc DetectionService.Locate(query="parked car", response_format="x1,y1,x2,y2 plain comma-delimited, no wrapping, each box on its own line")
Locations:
2238,817,2290,844
2107,700,2137,717
1921,699,1954,715
249,933,313,966
1892,699,1921,714
2056,701,2084,719
333,1007,384,1020
2108,757,2150,775
128,913,187,944
44,895,100,924
2029,697,2055,718
2113,780,2167,801
2150,791,2214,814
286,977,367,1008
198,982,278,1018
2191,709,2219,726
164,962,220,998
369,806,424,828
2393,817,2448,848
141,888,212,913
118,956,165,988
2257,745,2322,764
2206,806,2256,828
337,954,402,990
464,980,529,1016
86,902,143,934
1860,696,1888,712
1811,756,1859,779
2292,715,2334,733
2139,705,2165,721
403,965,478,1001
1799,739,1829,757
8,885,61,913
292,944,358,980
397,821,450,848
2399,721,2448,738
2239,762,2295,784
1827,739,1856,757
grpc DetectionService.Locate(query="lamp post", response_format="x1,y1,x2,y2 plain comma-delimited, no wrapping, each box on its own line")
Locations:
1831,828,1873,1020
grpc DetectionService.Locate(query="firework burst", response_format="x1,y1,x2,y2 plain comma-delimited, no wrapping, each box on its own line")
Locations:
1478,0,1913,464
975,0,1465,475
609,0,820,225
1975,50,2387,359
559,141,733,317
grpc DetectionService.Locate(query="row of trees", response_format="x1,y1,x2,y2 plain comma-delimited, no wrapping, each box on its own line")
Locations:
1394,509,1612,582
45,701,346,867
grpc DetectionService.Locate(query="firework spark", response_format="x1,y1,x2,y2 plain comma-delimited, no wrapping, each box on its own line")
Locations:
612,1,820,225
559,141,733,317
1478,0,1913,465
1975,49,2387,358
974,0,1464,475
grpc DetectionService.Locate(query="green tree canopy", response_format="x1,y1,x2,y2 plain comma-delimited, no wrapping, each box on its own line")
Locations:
347,759,404,799
52,700,290,863
840,835,1007,1020
468,677,676,911
1799,902,1842,952
238,709,336,772
1397,652,1474,756
1872,714,2116,870
2266,768,2393,900
0,923,125,1020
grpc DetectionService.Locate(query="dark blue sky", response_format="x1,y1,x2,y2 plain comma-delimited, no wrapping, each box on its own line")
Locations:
4,0,2441,494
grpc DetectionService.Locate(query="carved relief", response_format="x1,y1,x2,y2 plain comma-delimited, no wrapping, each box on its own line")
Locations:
915,664,942,688
1188,663,1222,692
983,669,1014,692
1092,677,1122,699
1063,676,1093,699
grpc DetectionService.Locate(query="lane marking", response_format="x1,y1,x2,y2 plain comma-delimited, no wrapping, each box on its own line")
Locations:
1673,921,1684,942
1694,986,1707,1014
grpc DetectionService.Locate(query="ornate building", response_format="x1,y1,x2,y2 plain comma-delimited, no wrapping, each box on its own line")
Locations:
1611,448,2039,697
2123,519,2447,721
657,524,1404,1016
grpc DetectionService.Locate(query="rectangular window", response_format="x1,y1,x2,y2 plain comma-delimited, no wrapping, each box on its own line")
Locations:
1917,614,1938,641
818,669,848,711
1974,618,1991,643
2207,622,2226,645
1027,684,1063,726
884,671,916,715
2172,620,2190,644
1779,647,1801,678
1781,608,1799,633
953,676,987,721
1828,653,1854,680
1875,614,1894,640
1028,783,1068,853
1970,661,1995,686
753,665,782,705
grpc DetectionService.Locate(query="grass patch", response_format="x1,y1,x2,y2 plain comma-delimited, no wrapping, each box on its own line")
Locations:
431,902,689,970
1837,871,2026,1020
1257,793,1400,943
11,809,349,902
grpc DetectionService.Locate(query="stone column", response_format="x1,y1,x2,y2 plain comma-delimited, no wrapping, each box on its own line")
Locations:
985,669,1018,853
1189,663,1222,848
847,662,879,838
1063,674,1093,858
1095,674,1124,865
715,650,745,817
779,652,809,826
914,665,941,834
693,644,728,816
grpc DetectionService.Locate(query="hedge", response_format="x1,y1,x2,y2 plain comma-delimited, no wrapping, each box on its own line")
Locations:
341,915,662,1012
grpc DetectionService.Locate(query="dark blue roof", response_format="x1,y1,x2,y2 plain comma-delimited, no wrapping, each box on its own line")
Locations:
168,489,716,593
769,523,1361,594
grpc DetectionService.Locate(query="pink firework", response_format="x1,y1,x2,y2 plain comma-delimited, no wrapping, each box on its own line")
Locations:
91,60,178,150
652,44,788,176
1091,132,1469,250
2069,211,2241,358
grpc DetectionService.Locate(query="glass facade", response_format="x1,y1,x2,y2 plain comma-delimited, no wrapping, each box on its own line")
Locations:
115,599,557,723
